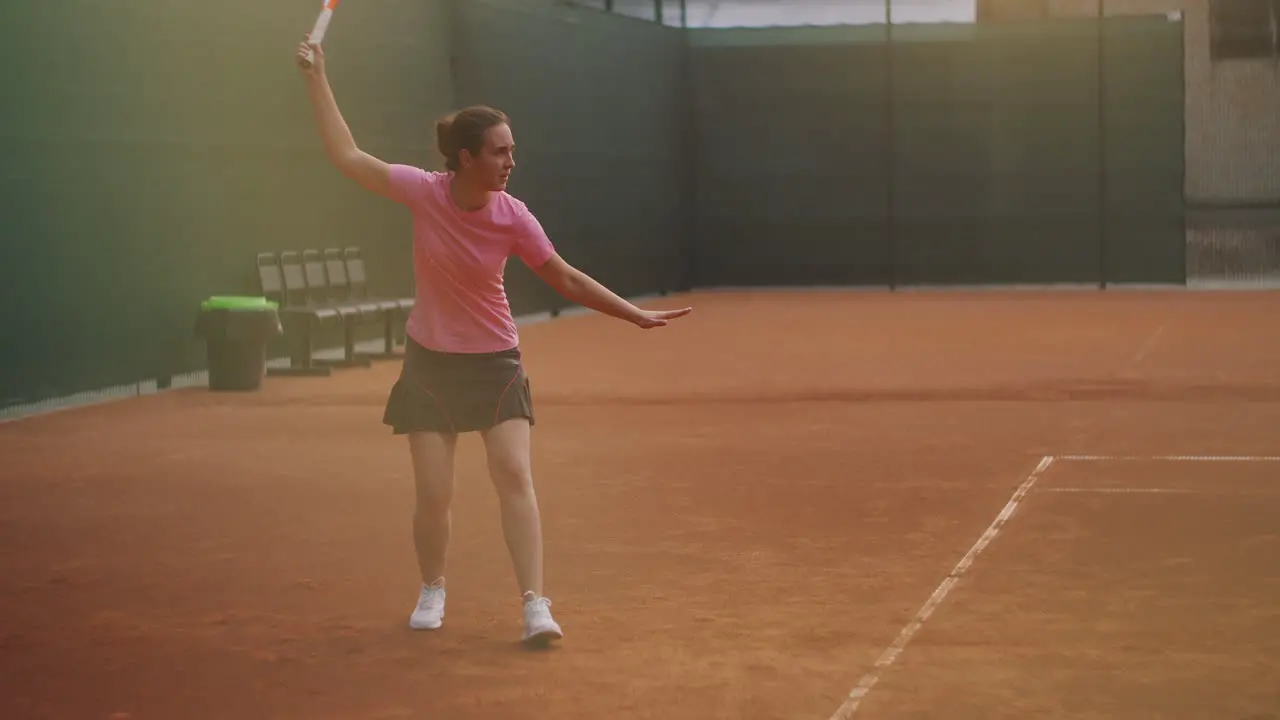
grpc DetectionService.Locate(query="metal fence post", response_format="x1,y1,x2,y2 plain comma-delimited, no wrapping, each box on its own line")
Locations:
1098,0,1108,288
887,0,897,289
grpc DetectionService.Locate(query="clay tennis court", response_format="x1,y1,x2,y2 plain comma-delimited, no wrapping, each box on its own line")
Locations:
2,288,1279,720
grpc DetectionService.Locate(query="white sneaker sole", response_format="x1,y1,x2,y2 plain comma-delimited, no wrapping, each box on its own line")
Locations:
409,615,443,631
522,625,563,646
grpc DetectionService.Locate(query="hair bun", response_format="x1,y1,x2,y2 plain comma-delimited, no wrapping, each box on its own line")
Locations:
435,116,456,155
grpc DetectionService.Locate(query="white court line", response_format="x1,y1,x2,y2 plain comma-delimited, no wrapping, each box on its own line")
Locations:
1058,454,1280,462
1044,487,1280,497
1041,487,1197,494
1130,324,1167,364
827,455,1056,720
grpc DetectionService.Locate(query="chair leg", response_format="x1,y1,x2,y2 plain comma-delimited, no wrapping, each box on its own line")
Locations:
268,321,331,377
364,312,404,360
315,319,373,368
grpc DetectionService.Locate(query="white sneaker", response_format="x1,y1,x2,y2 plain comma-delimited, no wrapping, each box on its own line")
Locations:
409,578,445,630
521,593,563,645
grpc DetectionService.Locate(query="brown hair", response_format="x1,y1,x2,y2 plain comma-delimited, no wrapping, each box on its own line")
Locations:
435,105,510,172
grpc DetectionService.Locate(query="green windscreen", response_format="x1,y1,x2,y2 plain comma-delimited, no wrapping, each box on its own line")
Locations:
1103,16,1186,283
689,26,893,286
893,22,1102,284
687,16,1185,288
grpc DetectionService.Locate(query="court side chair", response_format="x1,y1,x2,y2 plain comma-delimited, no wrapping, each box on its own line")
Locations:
324,247,403,360
302,248,381,367
254,251,332,377
342,246,413,358
282,249,372,369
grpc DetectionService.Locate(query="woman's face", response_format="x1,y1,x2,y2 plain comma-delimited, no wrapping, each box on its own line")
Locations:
462,123,516,192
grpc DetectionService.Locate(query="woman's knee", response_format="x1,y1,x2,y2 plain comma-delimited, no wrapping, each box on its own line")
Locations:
482,419,535,500
490,459,534,501
414,475,454,516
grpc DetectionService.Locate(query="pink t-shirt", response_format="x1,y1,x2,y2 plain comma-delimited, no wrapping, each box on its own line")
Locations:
386,165,556,354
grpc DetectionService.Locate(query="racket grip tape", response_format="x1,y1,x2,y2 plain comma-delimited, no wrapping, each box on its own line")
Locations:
302,0,340,67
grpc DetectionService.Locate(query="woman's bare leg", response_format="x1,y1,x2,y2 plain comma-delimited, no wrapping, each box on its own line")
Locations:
480,418,562,643
406,430,457,629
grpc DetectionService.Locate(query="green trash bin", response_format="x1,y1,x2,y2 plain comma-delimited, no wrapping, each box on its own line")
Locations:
195,296,283,392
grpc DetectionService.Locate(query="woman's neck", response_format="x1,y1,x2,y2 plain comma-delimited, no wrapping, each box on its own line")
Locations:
449,174,491,212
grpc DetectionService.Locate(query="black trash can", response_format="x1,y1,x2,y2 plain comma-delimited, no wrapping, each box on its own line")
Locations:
195,296,283,392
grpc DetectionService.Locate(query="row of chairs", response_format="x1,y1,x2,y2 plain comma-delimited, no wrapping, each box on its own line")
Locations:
256,247,414,376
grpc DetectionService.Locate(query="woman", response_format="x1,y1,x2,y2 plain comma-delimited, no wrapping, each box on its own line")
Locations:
296,36,691,645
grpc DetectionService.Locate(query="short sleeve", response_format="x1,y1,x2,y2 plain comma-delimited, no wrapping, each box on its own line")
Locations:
386,164,432,206
511,206,556,268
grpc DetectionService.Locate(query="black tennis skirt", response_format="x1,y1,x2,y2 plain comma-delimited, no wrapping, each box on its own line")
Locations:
382,337,535,435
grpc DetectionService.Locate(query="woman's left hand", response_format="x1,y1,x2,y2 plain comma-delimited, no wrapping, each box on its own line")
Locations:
633,307,692,329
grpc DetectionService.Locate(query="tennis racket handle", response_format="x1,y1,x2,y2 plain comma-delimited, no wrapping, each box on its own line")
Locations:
302,2,338,67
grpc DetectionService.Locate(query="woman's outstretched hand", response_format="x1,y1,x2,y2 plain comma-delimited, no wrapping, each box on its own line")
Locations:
633,306,693,329
296,34,324,75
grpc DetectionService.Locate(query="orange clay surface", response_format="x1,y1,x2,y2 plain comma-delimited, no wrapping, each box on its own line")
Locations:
2,289,1279,720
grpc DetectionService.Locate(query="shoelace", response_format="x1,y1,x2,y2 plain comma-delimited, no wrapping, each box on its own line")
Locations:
418,581,445,610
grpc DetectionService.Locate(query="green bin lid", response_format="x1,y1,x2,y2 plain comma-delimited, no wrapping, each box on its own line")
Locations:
201,296,278,311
